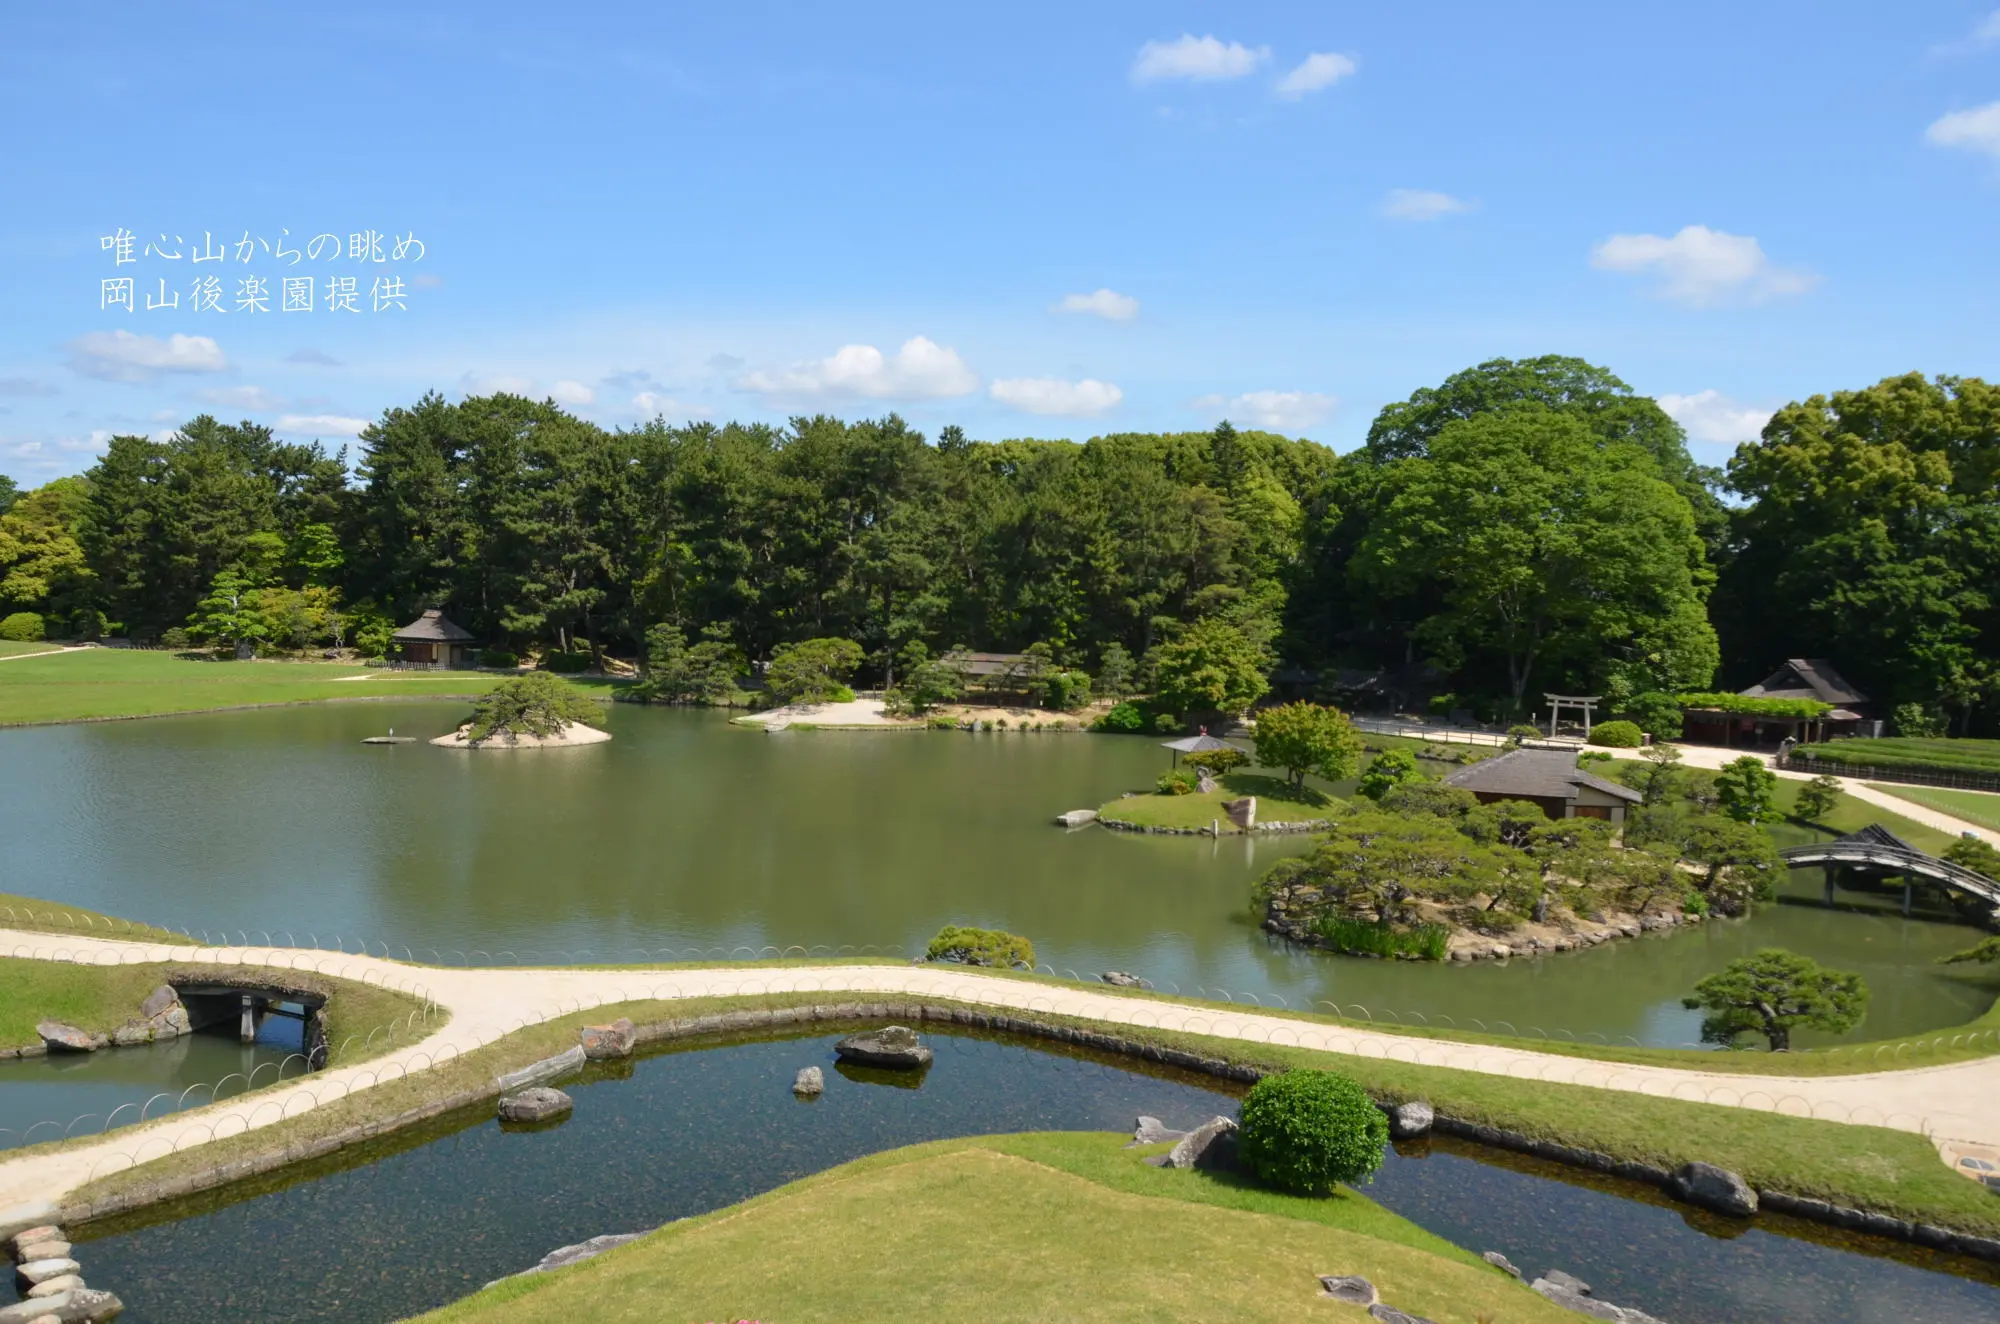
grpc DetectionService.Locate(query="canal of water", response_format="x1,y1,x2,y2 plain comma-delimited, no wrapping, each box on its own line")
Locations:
36,1028,2000,1324
2,701,1994,1049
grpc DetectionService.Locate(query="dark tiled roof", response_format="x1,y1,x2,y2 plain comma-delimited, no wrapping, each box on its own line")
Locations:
949,651,1031,677
1441,748,1643,804
391,609,476,643
1742,658,1869,706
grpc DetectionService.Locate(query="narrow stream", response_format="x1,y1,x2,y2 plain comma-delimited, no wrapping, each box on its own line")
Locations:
48,1028,2000,1324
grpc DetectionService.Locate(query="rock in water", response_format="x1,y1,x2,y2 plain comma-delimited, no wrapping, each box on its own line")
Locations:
1318,1275,1378,1305
34,1023,102,1053
110,1025,153,1047
26,1275,81,1299
1165,1115,1239,1171
1668,1161,1758,1217
579,1018,635,1060
498,1086,573,1123
8,1226,63,1257
15,1258,81,1287
833,1026,932,1069
793,1066,825,1096
1388,1100,1434,1139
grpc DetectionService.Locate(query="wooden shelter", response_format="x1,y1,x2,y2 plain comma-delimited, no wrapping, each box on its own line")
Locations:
391,609,477,668
1441,748,1641,824
1683,658,1876,748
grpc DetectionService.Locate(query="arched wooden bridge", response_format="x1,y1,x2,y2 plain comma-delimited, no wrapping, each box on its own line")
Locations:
1780,824,2000,911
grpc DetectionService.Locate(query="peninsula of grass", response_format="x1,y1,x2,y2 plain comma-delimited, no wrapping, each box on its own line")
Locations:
60,989,2000,1241
0,647,621,727
1867,784,2000,836
1099,772,1339,833
417,1133,1570,1324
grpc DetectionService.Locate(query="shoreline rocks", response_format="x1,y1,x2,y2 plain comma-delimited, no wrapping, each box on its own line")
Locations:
1529,1268,1667,1323
1387,1100,1434,1140
833,1026,931,1069
1668,1161,1758,1217
497,1086,573,1124
33,1023,104,1054
1263,890,1701,963
579,1018,635,1060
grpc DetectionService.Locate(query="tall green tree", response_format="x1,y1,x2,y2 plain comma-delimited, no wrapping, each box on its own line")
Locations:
1682,949,1868,1051
1253,701,1363,788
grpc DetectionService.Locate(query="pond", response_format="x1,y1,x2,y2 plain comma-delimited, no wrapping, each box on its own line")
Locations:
1,702,1995,1048
49,1027,2000,1324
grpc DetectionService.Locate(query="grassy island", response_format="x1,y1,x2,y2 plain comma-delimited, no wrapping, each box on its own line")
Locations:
418,1132,1570,1324
1099,772,1338,833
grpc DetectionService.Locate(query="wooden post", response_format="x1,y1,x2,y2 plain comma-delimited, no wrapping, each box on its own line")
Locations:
1824,865,1836,908
1903,877,1913,918
239,993,257,1044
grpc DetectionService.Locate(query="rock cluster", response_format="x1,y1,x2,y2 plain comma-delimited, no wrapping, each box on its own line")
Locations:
833,1025,931,1069
1527,1267,1667,1323
497,1086,573,1124
1310,1275,1432,1322
7,986,190,1059
1,1224,123,1323
1262,884,1700,962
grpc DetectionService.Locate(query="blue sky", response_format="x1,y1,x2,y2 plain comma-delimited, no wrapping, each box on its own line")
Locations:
3,2,1998,486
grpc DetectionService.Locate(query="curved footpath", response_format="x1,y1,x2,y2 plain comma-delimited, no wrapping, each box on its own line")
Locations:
1663,742,1997,846
2,930,1998,1233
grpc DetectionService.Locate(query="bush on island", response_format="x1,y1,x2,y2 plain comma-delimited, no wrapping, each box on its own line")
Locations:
1238,1068,1389,1195
925,925,1034,969
1157,769,1199,796
765,636,864,705
466,671,602,742
0,611,45,642
1587,720,1643,748
1093,701,1146,733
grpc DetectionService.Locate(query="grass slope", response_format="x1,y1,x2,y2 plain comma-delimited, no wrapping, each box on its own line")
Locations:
0,648,620,726
419,1133,1568,1324
1868,784,2000,836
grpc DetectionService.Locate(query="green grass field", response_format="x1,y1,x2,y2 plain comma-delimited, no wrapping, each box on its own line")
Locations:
0,639,66,658
0,648,621,726
1773,774,1961,855
1867,783,2000,835
1100,772,1339,832
420,1132,1569,1324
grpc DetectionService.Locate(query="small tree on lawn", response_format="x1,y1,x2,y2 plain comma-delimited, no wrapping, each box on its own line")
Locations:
1253,701,1363,790
764,637,864,704
1682,948,1867,1051
1792,774,1844,824
1715,755,1780,826
1356,748,1425,801
187,568,268,659
1631,741,1684,805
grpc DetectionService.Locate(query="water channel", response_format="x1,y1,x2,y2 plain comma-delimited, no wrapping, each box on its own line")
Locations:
36,1028,2000,1324
2,701,1994,1049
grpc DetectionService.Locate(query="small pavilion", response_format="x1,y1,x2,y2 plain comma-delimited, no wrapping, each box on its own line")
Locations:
1682,658,1875,748
391,609,477,668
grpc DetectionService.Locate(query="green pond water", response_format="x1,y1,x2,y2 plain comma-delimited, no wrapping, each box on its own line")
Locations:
1,700,1995,1048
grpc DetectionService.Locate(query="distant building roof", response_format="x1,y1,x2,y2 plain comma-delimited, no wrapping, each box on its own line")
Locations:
1441,748,1642,805
1741,658,1869,707
949,651,1032,678
391,609,476,643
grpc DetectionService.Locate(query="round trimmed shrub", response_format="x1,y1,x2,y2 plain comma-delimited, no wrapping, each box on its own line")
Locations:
1237,1068,1388,1195
0,611,45,642
481,648,519,668
1587,720,1643,748
1093,701,1145,733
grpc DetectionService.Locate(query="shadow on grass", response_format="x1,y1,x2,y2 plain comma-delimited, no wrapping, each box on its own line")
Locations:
1219,773,1335,810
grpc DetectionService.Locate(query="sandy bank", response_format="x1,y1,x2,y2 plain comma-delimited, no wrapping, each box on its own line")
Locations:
430,722,612,749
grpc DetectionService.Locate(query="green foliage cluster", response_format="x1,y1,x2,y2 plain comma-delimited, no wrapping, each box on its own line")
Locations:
1253,701,1363,789
1792,736,2000,776
540,649,592,673
1315,915,1450,960
1616,691,1684,739
1149,617,1269,717
630,624,744,706
1945,835,2000,881
1612,759,1781,915
1715,756,1781,824
1792,775,1844,823
1237,1069,1389,1195
765,636,864,705
1183,747,1249,776
0,611,45,641
1355,748,1425,801
1093,701,1147,733
924,925,1034,969
1041,669,1093,712
480,648,519,669
1675,692,1832,719
1892,702,1947,739
1586,720,1643,748
1683,948,1868,1052
1157,769,1199,796
465,671,602,743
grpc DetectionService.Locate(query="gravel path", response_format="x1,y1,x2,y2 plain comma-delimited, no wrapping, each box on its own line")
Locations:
0,930,1994,1232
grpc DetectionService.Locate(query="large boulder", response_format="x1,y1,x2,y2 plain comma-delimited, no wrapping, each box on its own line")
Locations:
1388,1100,1434,1139
27,1275,82,1299
1668,1161,1758,1217
1530,1272,1668,1324
793,1066,825,1096
8,1226,63,1257
1131,1116,1189,1145
833,1026,932,1069
497,1086,573,1124
111,1025,153,1048
1482,1251,1521,1279
1165,1115,1239,1171
579,1018,635,1061
138,985,179,1020
14,1239,70,1264
34,1023,102,1054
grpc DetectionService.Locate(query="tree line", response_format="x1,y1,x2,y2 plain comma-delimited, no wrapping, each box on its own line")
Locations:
1,357,1994,734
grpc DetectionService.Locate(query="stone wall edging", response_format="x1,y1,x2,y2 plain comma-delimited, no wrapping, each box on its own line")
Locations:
57,1001,2000,1265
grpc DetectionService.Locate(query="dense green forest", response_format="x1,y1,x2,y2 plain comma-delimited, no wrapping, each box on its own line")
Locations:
1,357,1995,733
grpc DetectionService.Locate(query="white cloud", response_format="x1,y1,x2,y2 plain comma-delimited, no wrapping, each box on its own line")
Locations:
631,391,708,418
990,377,1123,416
200,385,283,411
1053,288,1140,321
738,336,977,400
1382,188,1470,221
1657,390,1773,446
1927,101,2000,157
274,414,369,438
549,380,596,406
1589,225,1816,306
1132,34,1268,83
66,330,228,383
1192,390,1336,432
1275,51,1356,99
458,371,535,397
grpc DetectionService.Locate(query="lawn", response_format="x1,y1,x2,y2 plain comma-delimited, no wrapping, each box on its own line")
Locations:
1773,774,1962,856
1867,784,2000,835
418,1133,1569,1324
0,639,66,658
0,648,619,726
1099,772,1341,832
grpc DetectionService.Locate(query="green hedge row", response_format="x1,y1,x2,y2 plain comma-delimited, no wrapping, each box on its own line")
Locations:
1795,737,2000,775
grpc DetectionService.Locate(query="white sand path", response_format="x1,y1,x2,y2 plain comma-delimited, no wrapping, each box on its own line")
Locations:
1,930,1996,1232
1661,743,1996,847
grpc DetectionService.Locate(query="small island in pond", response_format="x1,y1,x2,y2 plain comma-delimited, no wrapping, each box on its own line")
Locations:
433,672,611,749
